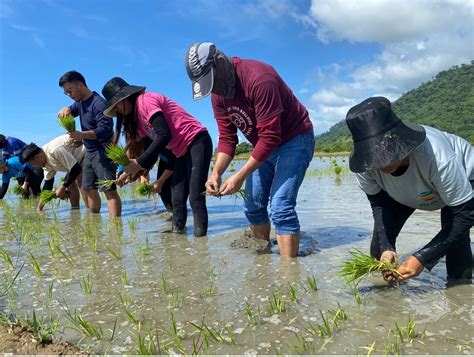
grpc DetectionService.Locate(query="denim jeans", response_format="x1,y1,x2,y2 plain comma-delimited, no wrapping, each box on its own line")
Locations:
244,130,315,235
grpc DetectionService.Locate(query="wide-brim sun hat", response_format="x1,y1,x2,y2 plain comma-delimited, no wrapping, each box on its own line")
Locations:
102,77,146,117
345,96,426,173
185,42,216,100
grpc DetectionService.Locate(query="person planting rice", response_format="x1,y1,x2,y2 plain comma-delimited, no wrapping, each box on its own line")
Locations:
0,134,27,161
19,135,88,211
346,97,473,282
0,156,43,199
102,77,212,236
185,42,314,257
58,70,121,217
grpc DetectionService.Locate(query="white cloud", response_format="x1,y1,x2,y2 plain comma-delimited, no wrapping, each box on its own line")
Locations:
303,0,474,134
310,0,473,44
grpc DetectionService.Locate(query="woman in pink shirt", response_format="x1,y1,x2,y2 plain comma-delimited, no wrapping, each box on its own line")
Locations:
102,77,212,237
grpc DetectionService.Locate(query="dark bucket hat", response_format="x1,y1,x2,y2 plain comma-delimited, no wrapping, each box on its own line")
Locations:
345,96,426,173
102,77,145,117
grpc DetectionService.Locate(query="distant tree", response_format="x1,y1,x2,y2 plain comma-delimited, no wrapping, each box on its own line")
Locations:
235,142,253,155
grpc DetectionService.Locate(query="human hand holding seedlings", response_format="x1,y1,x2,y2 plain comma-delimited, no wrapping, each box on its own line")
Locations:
396,255,424,281
57,106,71,118
68,131,84,141
151,181,162,194
219,173,245,195
55,185,68,199
116,172,130,187
205,173,222,197
380,250,398,283
124,159,144,177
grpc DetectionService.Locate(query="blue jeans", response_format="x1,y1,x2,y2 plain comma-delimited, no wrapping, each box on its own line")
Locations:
244,131,315,235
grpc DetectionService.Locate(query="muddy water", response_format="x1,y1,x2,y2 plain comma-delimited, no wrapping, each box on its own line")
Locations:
0,157,472,354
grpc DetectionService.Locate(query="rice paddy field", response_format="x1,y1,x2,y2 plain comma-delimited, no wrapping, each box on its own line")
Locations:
0,156,472,355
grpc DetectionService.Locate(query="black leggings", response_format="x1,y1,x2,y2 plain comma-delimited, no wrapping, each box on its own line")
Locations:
157,159,173,212
26,166,44,197
370,186,473,279
171,131,212,237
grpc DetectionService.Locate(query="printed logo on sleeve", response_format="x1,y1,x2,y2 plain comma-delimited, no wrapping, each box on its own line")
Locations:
418,190,441,207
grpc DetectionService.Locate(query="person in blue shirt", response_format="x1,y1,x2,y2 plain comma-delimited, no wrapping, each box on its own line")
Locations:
0,134,27,161
0,157,43,199
57,70,122,217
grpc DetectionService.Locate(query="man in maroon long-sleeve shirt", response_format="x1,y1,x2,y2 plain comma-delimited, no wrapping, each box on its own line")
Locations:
185,42,315,257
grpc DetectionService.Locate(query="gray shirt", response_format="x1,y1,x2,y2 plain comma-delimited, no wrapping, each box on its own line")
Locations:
357,125,473,210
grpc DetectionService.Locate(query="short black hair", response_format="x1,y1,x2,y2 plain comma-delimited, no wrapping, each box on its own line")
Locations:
0,134,5,149
19,143,41,164
59,70,87,87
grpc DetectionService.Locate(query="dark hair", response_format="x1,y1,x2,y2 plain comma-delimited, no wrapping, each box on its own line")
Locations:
113,93,142,156
59,70,87,87
0,134,5,149
19,143,41,164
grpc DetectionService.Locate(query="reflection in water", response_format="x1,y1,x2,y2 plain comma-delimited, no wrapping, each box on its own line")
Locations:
0,158,472,354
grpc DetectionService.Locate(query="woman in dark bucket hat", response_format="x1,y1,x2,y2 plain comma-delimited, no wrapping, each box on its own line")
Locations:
346,96,473,283
102,77,213,237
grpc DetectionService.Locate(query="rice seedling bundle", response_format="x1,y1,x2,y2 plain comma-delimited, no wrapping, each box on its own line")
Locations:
338,248,400,287
13,184,24,196
58,114,76,132
97,179,116,190
39,190,57,206
135,182,154,197
105,144,130,166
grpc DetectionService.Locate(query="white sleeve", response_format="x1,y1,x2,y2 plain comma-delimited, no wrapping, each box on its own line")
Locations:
356,172,382,196
52,147,78,172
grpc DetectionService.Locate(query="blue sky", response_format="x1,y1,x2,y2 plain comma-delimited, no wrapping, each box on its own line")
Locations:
0,0,472,147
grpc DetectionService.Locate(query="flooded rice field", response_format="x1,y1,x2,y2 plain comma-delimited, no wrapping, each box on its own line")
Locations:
0,156,472,354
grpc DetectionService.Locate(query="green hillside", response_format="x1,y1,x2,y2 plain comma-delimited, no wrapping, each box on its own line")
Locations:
315,61,474,152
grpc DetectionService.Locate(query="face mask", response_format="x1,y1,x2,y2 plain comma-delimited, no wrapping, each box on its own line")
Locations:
212,50,236,99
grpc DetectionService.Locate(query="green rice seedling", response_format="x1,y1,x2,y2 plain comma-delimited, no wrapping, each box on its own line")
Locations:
127,218,139,232
122,305,139,325
135,182,154,197
317,310,332,337
334,165,342,175
229,162,235,172
406,316,416,342
0,247,14,270
350,285,362,304
188,320,235,345
27,310,60,344
161,273,168,294
244,301,261,325
384,332,400,355
60,300,104,340
338,248,401,287
105,245,122,260
12,184,24,196
306,274,318,292
165,313,185,353
39,190,57,206
328,302,347,328
394,319,405,343
29,253,42,278
168,288,183,308
105,144,129,166
287,332,312,354
80,274,93,295
134,330,161,355
58,114,76,132
200,280,218,297
268,291,286,314
360,341,376,356
288,283,298,302
121,270,129,285
46,281,54,304
97,179,117,190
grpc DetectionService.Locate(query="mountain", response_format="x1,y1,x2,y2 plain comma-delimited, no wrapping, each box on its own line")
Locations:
315,61,474,152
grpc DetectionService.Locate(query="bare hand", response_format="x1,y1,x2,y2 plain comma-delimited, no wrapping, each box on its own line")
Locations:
219,174,245,196
396,256,424,281
116,172,130,187
58,107,71,118
205,174,222,197
380,250,398,284
55,186,68,199
151,181,162,194
68,131,84,141
124,159,144,177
